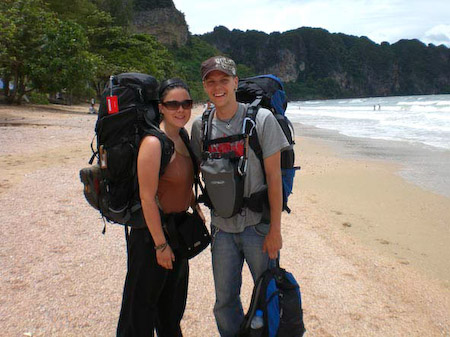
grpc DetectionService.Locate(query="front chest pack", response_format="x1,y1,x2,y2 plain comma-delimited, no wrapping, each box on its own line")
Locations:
200,109,255,218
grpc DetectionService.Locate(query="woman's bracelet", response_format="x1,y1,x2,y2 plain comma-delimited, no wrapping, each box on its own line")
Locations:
154,242,168,252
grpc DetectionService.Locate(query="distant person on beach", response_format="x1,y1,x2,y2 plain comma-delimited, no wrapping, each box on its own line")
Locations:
190,56,289,337
89,98,96,114
117,78,203,336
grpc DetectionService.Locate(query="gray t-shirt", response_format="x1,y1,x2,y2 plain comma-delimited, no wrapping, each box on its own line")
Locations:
191,103,289,233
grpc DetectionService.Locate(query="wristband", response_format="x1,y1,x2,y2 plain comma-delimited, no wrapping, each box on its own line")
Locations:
154,242,168,252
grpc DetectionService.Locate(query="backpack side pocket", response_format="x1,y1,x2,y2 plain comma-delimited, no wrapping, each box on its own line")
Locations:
100,137,138,223
80,164,102,210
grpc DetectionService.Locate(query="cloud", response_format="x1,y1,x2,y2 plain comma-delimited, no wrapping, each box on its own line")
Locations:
423,25,450,46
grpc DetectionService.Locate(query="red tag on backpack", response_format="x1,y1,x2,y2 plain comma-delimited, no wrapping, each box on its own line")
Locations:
106,95,119,114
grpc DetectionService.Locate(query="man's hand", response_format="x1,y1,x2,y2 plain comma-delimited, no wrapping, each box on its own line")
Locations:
263,229,282,259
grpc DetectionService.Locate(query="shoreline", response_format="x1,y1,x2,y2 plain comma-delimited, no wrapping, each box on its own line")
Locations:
293,122,450,283
0,104,449,336
294,122,450,199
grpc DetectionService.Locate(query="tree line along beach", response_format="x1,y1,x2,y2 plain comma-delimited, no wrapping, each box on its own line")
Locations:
0,102,449,336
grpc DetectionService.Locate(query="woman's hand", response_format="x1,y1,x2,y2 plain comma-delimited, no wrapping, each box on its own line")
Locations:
156,244,175,269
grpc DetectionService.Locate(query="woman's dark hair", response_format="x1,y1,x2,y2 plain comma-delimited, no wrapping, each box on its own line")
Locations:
158,78,191,102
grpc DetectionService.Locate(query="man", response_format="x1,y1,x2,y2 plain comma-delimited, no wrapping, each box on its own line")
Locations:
190,56,289,337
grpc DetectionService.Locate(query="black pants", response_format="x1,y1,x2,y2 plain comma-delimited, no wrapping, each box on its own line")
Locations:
117,227,189,337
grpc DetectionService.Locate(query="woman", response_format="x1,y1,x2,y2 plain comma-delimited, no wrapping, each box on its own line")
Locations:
117,78,203,337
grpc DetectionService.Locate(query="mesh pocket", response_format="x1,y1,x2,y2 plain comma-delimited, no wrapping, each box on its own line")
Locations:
106,141,136,179
107,176,135,212
100,138,138,223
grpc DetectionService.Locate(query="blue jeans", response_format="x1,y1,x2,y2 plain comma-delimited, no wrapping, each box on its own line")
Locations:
211,223,275,337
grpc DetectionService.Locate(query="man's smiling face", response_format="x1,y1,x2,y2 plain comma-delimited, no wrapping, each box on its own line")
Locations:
203,70,238,110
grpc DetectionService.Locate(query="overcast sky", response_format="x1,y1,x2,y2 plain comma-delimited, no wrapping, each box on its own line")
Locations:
172,0,450,47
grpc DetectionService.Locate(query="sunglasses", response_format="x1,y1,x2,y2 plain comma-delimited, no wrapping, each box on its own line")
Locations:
161,99,193,110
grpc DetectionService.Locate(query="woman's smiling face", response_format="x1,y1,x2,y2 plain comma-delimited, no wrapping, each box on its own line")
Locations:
158,88,192,128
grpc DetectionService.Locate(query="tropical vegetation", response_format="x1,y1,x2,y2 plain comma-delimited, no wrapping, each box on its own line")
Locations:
1,0,449,105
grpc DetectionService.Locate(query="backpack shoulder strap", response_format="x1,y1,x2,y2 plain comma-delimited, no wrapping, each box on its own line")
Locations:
142,125,174,176
179,127,198,176
179,127,205,202
201,104,215,152
179,126,189,145
245,98,264,170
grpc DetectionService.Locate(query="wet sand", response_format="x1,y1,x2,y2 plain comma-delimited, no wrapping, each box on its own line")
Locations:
294,124,450,283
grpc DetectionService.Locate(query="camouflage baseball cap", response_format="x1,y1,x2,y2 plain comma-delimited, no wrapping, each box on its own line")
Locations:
201,56,237,80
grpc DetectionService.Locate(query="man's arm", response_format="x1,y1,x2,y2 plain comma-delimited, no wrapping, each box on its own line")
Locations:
262,150,283,259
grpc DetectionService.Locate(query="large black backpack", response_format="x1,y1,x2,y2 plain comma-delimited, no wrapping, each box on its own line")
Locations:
80,73,178,227
236,74,300,213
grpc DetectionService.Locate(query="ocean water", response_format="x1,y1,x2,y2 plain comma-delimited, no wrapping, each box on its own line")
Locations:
286,94,450,150
286,94,450,198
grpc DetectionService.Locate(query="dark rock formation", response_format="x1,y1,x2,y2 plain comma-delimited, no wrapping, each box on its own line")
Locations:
199,26,450,99
131,0,189,47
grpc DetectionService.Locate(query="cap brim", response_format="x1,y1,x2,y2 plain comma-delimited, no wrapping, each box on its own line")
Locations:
202,68,234,80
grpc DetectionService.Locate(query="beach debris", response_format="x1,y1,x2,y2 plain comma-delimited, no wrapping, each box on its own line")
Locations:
342,222,352,227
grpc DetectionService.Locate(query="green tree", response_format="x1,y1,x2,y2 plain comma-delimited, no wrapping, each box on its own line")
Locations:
82,9,176,97
45,0,98,23
170,35,255,101
96,35,176,95
32,19,98,102
0,0,97,104
82,9,124,95
91,0,133,27
0,0,54,103
171,36,221,100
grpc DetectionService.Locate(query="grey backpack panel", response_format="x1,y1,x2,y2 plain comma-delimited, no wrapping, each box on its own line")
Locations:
200,156,244,218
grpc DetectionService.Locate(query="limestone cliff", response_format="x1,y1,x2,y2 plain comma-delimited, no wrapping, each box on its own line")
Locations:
131,0,189,47
199,26,450,99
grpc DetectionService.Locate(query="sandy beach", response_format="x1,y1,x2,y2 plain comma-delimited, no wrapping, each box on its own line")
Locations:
0,103,449,336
